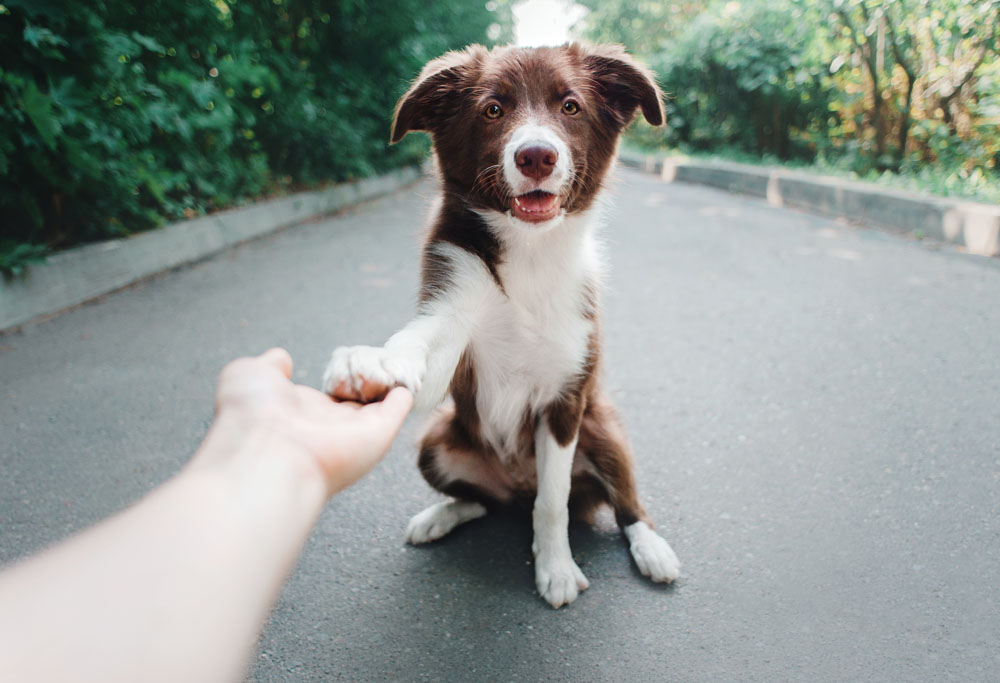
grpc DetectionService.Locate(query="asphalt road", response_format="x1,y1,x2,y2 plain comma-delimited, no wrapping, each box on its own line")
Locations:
2,168,998,682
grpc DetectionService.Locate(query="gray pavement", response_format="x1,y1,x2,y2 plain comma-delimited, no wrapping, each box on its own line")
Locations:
1,168,998,682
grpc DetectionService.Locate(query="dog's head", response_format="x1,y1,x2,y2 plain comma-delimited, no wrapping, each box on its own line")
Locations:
391,43,663,229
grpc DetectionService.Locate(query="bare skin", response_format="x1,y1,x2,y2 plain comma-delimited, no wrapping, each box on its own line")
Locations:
0,348,412,683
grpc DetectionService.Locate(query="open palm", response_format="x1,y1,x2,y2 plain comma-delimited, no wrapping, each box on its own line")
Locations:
211,348,413,495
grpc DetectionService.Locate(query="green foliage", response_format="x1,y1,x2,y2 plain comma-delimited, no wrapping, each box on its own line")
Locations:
574,0,701,55
0,0,507,266
626,141,1000,203
0,240,48,277
579,0,1000,202
651,0,832,159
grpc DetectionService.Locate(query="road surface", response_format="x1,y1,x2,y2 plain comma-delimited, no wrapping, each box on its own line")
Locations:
2,168,998,681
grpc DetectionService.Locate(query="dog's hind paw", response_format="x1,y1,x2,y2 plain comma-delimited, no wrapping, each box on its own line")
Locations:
625,521,681,583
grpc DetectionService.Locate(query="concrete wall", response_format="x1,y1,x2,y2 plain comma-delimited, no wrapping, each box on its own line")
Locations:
1,166,422,332
622,154,1000,258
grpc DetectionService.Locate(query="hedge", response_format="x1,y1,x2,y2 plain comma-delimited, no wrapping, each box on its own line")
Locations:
0,0,510,271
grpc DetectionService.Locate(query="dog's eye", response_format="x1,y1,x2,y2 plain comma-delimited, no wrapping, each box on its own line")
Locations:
562,100,580,115
484,103,504,119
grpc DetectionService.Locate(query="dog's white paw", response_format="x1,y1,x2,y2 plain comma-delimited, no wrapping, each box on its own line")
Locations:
322,344,424,402
534,551,589,608
625,521,681,583
405,500,487,545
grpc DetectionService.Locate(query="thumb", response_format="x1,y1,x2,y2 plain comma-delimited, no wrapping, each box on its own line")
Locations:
258,347,293,379
323,387,414,496
366,386,413,430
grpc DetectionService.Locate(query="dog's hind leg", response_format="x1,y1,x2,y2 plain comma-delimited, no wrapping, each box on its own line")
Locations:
405,407,512,545
405,499,489,545
577,395,681,583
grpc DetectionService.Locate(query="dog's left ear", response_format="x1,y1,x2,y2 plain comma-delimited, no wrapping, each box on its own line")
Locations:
391,45,487,144
581,44,665,128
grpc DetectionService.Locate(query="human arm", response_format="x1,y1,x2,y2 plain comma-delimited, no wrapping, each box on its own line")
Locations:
0,348,412,683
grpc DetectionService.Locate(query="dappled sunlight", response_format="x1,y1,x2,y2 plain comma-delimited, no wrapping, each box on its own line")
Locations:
698,205,742,218
827,248,864,262
943,205,1000,256
791,246,863,262
643,192,668,207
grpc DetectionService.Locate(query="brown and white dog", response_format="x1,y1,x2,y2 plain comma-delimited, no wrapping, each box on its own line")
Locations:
323,43,680,608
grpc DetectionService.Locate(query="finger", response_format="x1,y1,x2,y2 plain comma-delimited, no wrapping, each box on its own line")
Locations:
258,347,293,379
364,386,413,426
319,387,414,496
216,355,258,396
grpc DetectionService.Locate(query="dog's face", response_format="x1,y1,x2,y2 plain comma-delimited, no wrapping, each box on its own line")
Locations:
391,44,664,229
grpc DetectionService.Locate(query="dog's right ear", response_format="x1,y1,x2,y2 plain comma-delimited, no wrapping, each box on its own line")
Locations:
390,46,486,144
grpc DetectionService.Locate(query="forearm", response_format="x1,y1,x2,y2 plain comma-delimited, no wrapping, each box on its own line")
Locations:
0,426,326,683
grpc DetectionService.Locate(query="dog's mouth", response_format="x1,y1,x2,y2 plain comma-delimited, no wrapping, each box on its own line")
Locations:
511,190,562,223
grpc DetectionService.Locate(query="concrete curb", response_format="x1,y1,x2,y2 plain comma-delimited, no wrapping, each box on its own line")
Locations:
0,165,423,332
619,152,1000,258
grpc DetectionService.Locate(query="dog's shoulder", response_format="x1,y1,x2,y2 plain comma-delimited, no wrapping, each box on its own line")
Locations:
420,198,504,303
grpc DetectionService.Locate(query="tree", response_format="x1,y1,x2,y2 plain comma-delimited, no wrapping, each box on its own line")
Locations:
829,0,1000,168
0,0,512,266
572,0,702,57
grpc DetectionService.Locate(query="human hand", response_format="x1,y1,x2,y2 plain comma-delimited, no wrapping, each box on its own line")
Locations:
200,348,412,496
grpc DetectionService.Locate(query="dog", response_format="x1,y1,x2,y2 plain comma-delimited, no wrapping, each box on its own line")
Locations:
323,42,680,608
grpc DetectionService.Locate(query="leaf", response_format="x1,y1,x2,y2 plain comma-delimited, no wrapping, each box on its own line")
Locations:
102,32,141,60
22,24,67,50
189,80,216,108
0,241,49,278
131,31,165,53
5,0,66,19
20,81,61,150
136,166,167,203
62,137,101,179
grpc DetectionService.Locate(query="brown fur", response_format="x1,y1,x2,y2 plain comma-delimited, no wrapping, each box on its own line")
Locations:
397,43,663,281
399,43,662,533
417,391,651,528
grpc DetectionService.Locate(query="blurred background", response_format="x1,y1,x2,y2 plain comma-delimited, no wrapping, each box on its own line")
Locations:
1,0,997,274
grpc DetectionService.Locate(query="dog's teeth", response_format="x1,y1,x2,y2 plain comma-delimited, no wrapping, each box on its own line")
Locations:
514,197,522,208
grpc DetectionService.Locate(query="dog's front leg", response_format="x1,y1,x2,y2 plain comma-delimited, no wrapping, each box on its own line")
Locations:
322,312,467,408
533,422,589,608
323,244,495,407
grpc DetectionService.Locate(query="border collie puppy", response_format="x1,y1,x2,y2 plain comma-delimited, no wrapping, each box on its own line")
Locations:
323,43,680,608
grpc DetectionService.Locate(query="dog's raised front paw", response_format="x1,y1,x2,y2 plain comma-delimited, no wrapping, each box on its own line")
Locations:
625,521,681,583
534,552,589,608
322,344,424,403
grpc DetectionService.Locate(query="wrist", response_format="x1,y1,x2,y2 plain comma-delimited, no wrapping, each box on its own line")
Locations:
191,414,330,505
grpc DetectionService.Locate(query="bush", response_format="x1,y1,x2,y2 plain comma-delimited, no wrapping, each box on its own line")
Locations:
0,0,510,272
650,0,832,160
582,0,1000,203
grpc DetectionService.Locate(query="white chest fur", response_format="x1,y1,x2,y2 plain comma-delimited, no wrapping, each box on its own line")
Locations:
470,211,603,456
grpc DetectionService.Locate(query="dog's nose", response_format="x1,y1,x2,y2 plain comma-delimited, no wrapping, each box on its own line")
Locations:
515,144,558,180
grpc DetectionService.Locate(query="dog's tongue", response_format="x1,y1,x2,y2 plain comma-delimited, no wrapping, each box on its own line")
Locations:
518,192,559,213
